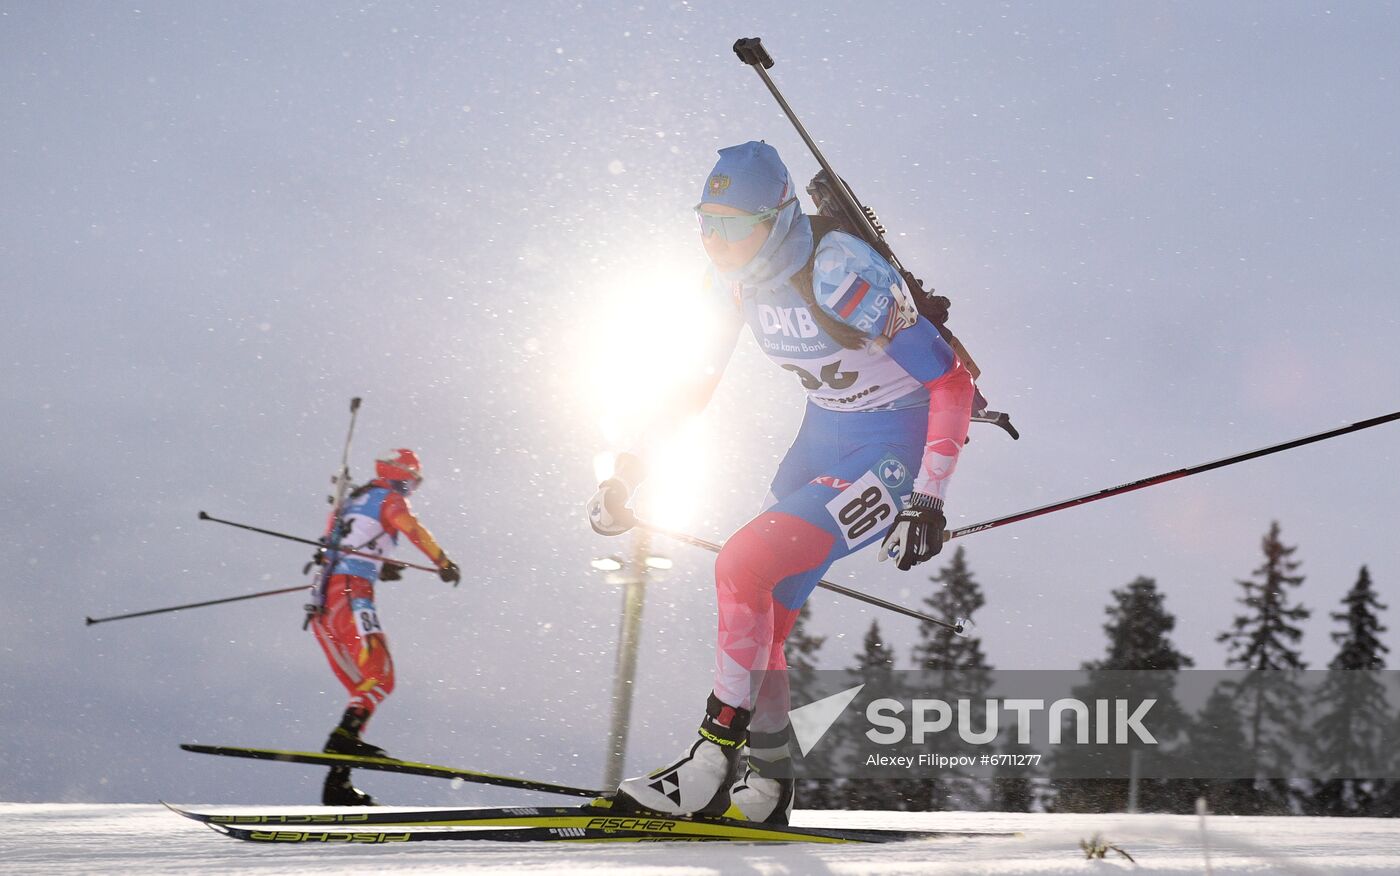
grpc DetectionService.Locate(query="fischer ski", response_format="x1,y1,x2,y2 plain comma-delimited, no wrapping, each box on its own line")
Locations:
207,823,700,844
165,802,1009,844
180,743,603,798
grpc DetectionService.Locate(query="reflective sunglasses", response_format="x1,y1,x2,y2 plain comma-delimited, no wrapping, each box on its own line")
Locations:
694,198,796,242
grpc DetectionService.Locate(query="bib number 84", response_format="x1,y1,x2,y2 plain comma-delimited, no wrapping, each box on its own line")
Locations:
351,597,383,638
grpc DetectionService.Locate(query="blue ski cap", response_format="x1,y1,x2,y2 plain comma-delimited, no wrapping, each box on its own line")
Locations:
700,141,793,214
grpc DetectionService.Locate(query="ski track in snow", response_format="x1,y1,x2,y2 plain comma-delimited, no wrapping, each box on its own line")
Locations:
3,804,1399,875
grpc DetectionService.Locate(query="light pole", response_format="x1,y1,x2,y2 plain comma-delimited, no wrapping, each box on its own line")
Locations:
592,528,671,791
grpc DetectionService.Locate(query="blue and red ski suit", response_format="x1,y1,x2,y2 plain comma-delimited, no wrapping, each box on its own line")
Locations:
310,480,448,720
680,207,975,731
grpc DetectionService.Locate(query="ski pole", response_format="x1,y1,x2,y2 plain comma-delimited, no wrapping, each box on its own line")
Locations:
634,519,966,634
948,409,1400,541
732,37,938,318
86,584,310,626
197,511,441,574
732,37,887,256
734,37,1002,427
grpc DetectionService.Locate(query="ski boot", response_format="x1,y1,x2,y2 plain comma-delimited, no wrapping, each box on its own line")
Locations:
322,766,375,806
726,727,796,825
613,693,750,816
322,706,387,758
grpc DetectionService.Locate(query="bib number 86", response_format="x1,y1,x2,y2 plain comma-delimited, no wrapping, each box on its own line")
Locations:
824,472,896,548
839,486,891,540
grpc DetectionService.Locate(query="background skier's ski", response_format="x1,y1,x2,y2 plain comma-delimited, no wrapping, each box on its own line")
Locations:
180,743,603,798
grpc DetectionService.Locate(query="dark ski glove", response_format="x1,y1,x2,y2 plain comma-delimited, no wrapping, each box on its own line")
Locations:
378,561,405,582
438,558,461,586
879,493,946,571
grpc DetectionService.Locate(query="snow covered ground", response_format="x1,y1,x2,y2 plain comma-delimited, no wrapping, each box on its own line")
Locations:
3,804,1398,875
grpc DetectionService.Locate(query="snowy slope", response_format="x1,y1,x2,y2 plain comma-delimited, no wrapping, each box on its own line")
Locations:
4,804,1399,875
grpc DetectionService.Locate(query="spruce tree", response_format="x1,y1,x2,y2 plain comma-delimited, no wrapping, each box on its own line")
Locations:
786,601,826,696
838,620,912,810
1052,576,1194,812
1218,521,1310,671
1310,567,1392,815
1328,566,1388,671
1213,521,1311,813
1088,576,1195,673
784,602,839,809
988,713,1042,813
909,546,993,811
1184,684,1260,815
913,546,989,672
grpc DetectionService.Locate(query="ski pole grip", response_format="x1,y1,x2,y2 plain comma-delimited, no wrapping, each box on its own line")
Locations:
733,37,773,69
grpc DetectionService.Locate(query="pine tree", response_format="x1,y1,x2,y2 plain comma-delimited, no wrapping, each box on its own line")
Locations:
989,712,1046,813
1087,577,1195,673
1184,684,1259,815
837,620,913,810
1310,567,1392,815
1328,566,1388,671
1051,576,1194,812
913,546,989,672
784,602,839,809
851,619,895,676
909,546,993,811
1213,521,1311,813
787,601,826,689
1218,521,1310,671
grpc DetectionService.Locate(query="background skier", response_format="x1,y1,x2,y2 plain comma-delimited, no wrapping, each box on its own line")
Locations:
587,141,975,824
310,447,461,805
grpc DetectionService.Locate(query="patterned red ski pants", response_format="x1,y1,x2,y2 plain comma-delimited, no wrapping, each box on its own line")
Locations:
310,574,395,717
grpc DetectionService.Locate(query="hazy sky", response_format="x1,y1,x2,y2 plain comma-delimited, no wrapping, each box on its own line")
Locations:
3,2,1398,805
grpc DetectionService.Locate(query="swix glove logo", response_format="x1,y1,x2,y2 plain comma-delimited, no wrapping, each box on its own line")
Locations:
758,304,819,339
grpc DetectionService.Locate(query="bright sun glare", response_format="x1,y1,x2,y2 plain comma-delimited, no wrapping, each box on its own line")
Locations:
584,262,722,529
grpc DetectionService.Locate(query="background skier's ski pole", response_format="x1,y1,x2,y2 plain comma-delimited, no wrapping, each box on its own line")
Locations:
634,519,966,634
85,584,310,626
947,409,1400,541
197,511,440,574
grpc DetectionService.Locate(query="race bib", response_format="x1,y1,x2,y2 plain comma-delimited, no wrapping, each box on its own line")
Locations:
825,470,897,549
351,597,382,638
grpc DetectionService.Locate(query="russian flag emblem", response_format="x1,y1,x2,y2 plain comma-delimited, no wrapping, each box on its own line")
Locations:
824,272,872,320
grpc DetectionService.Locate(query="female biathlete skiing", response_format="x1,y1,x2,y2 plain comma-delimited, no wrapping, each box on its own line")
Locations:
310,449,461,805
587,141,975,825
